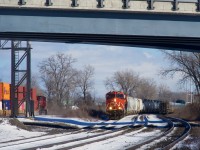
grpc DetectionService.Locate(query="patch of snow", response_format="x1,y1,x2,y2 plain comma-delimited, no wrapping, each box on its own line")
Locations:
0,118,46,143
71,106,79,110
1,129,109,150
171,136,200,150
41,127,162,150
146,115,168,127
138,127,178,150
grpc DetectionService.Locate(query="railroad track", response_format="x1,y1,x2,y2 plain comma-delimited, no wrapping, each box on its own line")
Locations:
162,117,191,150
0,116,142,150
130,116,191,150
0,115,190,150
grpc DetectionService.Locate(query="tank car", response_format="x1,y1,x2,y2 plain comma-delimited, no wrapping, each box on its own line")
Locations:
142,99,161,114
143,99,152,113
153,100,161,113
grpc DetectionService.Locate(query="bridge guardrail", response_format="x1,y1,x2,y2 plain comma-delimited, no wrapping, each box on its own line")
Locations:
0,0,200,13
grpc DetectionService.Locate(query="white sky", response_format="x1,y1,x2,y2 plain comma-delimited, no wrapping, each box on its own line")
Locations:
0,42,184,97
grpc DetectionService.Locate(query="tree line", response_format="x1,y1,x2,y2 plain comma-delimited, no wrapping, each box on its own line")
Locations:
35,51,199,106
37,53,94,106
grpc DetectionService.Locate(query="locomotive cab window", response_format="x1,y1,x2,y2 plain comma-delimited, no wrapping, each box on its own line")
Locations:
116,94,125,99
106,93,115,99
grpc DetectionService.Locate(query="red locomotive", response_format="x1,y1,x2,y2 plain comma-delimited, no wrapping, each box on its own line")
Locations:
37,96,47,115
106,91,127,119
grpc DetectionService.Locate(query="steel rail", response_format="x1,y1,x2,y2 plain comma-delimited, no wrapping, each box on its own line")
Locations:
162,117,191,150
127,115,174,150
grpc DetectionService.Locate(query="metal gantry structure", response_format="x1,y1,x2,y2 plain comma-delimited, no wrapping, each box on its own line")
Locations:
0,40,32,117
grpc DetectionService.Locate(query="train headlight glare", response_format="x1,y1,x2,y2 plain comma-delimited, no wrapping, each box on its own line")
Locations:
119,107,121,109
114,98,116,102
109,107,112,110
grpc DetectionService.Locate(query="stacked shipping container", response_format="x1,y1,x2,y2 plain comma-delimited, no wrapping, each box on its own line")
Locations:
0,82,38,116
0,82,11,116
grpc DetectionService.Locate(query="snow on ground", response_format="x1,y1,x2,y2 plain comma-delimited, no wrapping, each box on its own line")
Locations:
100,115,137,128
171,136,200,150
18,117,36,122
0,128,110,150
33,115,105,128
19,115,139,129
146,114,168,127
40,127,162,150
0,115,169,150
0,118,46,143
40,128,135,150
137,127,178,150
18,114,168,129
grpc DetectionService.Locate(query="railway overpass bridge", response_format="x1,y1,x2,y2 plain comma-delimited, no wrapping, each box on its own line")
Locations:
0,0,200,117
0,0,200,51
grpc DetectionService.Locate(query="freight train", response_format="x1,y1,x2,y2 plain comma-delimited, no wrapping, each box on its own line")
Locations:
106,91,172,119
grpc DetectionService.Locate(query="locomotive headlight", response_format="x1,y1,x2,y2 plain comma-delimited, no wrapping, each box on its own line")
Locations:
114,98,116,102
109,107,112,110
119,107,122,109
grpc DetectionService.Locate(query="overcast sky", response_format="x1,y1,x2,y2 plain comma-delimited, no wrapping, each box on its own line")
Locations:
0,42,184,97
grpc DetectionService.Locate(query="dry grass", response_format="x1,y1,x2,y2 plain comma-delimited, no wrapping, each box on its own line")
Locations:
47,101,106,120
169,103,200,121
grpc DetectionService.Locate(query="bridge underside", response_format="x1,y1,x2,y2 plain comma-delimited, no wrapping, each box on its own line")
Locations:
0,8,200,52
1,32,200,52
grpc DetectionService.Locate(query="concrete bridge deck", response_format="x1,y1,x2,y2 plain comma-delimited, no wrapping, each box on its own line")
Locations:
1,0,200,52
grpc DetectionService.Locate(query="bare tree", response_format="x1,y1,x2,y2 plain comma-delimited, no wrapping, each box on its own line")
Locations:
105,69,140,96
161,51,200,98
76,65,95,101
136,78,157,99
39,53,77,105
157,84,172,101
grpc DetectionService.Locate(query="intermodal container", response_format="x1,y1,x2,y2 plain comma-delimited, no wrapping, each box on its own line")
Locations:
2,100,11,110
31,88,37,101
17,86,25,101
0,82,10,100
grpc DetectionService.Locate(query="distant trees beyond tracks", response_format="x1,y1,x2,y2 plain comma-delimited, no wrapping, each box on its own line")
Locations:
105,69,157,99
